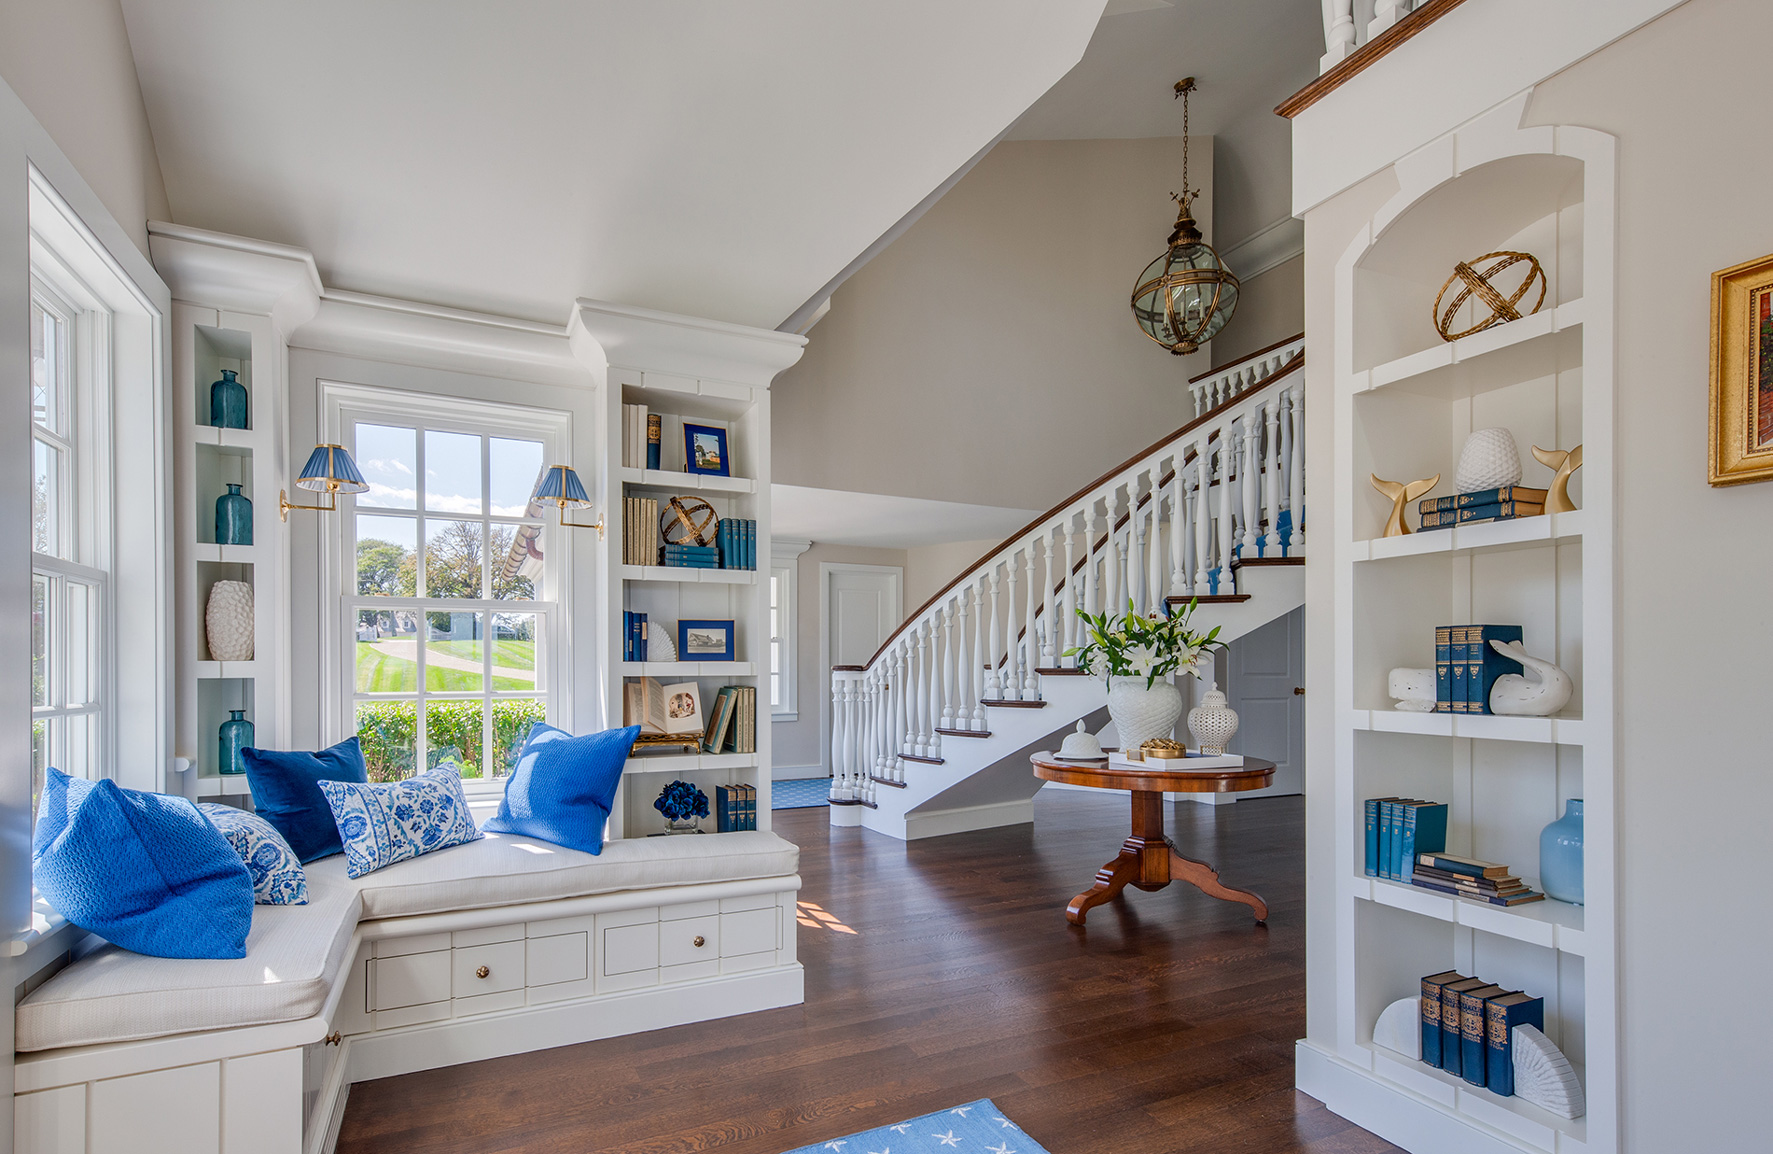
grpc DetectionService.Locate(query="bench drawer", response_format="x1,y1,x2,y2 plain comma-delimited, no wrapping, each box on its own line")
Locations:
452,939,525,997
370,951,450,1011
659,914,719,968
527,932,589,987
720,907,777,957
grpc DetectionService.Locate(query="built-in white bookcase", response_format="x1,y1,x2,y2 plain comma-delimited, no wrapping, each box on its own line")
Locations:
1317,106,1618,1154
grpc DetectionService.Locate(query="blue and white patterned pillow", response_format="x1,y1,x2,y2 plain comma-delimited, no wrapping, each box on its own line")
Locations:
316,765,483,879
198,802,308,905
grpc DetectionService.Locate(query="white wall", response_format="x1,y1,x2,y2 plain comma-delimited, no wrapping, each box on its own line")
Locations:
1211,254,1304,369
0,0,168,258
772,136,1214,512
904,537,1002,612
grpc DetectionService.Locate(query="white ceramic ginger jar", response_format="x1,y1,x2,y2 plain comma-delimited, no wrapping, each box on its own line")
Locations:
1187,682,1240,755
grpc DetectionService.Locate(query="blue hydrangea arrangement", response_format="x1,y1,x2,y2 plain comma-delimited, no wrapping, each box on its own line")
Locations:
653,779,710,823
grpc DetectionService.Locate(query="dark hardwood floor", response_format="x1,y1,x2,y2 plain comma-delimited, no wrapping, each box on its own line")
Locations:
336,791,1399,1154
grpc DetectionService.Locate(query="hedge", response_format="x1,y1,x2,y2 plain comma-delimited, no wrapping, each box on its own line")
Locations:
355,698,547,782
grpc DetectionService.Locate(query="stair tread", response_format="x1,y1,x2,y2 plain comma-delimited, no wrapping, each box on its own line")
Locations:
1165,594,1252,604
870,775,908,788
935,728,992,738
1034,667,1087,676
981,699,1046,708
901,754,945,765
1232,556,1303,568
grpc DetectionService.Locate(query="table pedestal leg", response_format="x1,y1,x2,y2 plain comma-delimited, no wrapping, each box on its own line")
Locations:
1065,789,1268,925
1169,847,1268,923
1064,842,1142,926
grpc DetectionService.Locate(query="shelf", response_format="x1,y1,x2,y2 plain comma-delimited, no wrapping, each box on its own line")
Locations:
196,660,262,680
194,774,252,798
1363,1042,1587,1152
194,542,265,564
1351,709,1586,746
621,565,757,585
623,752,759,775
619,467,756,495
1356,875,1587,956
1351,299,1585,398
191,424,267,452
621,662,756,677
1354,509,1584,562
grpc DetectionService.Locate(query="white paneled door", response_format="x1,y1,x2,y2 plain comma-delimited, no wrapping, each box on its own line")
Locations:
1222,605,1304,797
819,563,903,775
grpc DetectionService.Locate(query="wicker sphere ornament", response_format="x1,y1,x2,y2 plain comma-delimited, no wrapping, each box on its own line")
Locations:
1433,250,1546,342
660,496,718,547
1455,427,1524,493
205,580,255,662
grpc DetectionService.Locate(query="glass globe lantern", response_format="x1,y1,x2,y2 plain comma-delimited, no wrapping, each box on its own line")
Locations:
1131,198,1240,356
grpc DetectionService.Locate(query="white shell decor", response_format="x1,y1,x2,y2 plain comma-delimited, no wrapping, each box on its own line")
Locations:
1373,996,1421,1060
1512,1024,1586,1119
1187,682,1239,755
1486,640,1573,717
1057,721,1105,760
204,580,255,662
1454,427,1523,493
1106,677,1183,752
650,621,678,663
1388,667,1437,713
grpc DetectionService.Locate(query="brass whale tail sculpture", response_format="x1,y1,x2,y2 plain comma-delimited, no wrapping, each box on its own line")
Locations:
1531,444,1583,513
1371,473,1441,537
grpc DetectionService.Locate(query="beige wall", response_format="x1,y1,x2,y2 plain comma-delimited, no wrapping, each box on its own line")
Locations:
1211,254,1304,369
772,136,1215,512
0,0,167,258
904,537,1002,611
1524,1,1770,1145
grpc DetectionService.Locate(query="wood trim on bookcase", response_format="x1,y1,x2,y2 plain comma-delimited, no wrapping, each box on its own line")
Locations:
1275,0,1473,119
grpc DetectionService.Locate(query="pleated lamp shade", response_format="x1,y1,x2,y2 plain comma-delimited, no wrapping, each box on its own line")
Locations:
294,444,369,494
533,465,591,508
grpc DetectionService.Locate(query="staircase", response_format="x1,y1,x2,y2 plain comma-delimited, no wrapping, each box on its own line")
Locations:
828,335,1308,839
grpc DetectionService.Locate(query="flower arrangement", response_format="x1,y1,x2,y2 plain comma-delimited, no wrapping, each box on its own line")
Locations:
1064,598,1226,689
653,779,710,824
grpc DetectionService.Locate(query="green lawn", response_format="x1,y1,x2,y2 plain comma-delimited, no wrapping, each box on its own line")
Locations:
427,639,536,668
356,643,532,692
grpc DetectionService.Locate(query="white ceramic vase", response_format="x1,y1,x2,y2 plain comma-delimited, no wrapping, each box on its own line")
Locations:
1106,677,1183,752
1187,682,1240,755
1454,427,1524,493
205,580,255,662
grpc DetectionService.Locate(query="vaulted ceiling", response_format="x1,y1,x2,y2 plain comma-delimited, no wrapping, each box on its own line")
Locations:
119,1,1107,330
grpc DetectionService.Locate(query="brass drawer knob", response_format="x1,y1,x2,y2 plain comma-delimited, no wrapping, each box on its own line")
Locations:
323,1031,342,1046
476,965,490,979
693,935,706,948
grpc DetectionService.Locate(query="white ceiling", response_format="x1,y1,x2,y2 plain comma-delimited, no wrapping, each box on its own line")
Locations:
118,1,1106,331
772,485,1036,550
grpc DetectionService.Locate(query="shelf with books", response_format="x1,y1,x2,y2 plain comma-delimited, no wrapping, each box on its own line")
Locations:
1351,708,1586,746
1356,508,1584,562
621,661,756,678
619,466,756,495
1351,299,1584,399
623,752,759,775
621,564,757,585
1362,1042,1587,1153
1357,875,1587,956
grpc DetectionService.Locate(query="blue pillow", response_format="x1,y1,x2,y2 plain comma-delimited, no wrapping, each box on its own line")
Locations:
242,736,370,863
32,769,253,959
199,803,308,905
317,765,484,879
483,724,637,855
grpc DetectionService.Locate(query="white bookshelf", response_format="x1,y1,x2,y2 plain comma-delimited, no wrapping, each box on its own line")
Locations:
1304,107,1618,1154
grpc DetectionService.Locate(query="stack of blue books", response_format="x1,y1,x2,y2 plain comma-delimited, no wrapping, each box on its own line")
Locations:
659,543,718,568
1363,798,1447,882
621,611,648,661
1434,624,1523,713
1419,971,1545,1094
717,518,756,570
1418,485,1546,530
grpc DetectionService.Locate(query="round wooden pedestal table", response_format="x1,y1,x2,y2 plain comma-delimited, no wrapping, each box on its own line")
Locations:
1031,751,1275,926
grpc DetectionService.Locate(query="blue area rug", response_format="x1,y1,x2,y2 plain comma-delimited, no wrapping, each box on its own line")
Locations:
772,777,830,809
783,1100,1048,1154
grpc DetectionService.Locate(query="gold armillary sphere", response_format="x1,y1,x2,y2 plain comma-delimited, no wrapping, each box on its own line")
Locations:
661,496,719,547
1433,250,1546,342
1131,77,1240,356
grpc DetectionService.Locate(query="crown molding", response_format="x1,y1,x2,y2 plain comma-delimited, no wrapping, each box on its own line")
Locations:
570,298,807,387
296,289,586,387
146,221,321,331
1221,216,1305,282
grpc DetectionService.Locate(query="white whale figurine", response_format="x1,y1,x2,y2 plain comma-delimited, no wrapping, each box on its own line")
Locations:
1487,639,1573,716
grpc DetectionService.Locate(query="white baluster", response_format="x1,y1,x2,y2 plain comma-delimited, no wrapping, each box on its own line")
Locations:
1061,517,1079,665
985,567,1003,702
1128,490,1146,617
939,603,956,732
868,669,884,782
1190,379,1206,415
1370,1,1407,42
970,579,988,728
925,617,943,756
1241,417,1261,558
1000,554,1019,700
1265,398,1283,556
911,621,930,756
1289,386,1306,552
1082,509,1100,625
955,587,973,731
1041,525,1060,668
1169,459,1187,594
1193,444,1212,596
1217,444,1236,596
1022,543,1040,700
1323,0,1356,69
829,672,849,801
1147,474,1164,612
892,645,908,764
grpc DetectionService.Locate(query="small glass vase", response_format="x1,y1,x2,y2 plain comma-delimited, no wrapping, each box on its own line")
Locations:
210,369,248,429
215,483,252,546
664,816,702,835
1539,798,1584,905
218,709,254,775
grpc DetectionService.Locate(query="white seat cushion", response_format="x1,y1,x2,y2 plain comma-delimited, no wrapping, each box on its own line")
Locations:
317,829,799,921
15,868,361,1052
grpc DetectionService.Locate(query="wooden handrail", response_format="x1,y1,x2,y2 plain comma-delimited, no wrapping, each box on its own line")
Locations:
852,350,1305,672
1276,0,1472,120
1189,332,1304,385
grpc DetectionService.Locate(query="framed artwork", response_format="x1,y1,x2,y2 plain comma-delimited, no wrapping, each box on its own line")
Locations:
1709,251,1773,485
683,423,730,476
678,618,735,662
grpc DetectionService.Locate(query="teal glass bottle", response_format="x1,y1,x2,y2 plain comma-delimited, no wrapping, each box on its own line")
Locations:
218,710,254,775
215,484,252,545
210,369,248,429
1538,798,1584,905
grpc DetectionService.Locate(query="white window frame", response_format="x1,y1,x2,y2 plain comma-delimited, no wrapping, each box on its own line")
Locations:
320,381,573,797
769,539,810,722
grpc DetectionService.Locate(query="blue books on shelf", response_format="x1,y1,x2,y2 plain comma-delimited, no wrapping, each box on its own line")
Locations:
623,611,632,661
1484,992,1544,1096
745,520,756,570
1468,625,1524,714
1435,626,1454,712
1460,985,1508,1087
646,413,661,471
1418,485,1548,514
1364,797,1403,877
1398,802,1448,882
1439,978,1489,1077
1418,499,1545,529
1419,971,1466,1068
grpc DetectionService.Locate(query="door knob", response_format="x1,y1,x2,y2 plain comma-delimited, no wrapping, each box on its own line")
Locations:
476,965,490,979
1293,686,1305,695
693,935,706,948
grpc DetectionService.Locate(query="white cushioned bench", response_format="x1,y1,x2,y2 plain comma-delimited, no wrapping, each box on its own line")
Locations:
13,830,803,1154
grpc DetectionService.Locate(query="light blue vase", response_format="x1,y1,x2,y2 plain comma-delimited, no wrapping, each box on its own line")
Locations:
210,369,248,429
218,710,253,776
1539,798,1584,905
215,484,252,546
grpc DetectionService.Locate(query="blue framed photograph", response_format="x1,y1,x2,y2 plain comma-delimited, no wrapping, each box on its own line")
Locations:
683,422,730,476
678,619,735,662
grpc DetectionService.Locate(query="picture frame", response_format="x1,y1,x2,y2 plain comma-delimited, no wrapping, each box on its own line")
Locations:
1709,251,1773,485
683,422,730,477
678,618,735,662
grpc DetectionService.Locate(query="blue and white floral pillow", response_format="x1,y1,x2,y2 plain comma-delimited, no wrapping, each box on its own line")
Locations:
316,765,483,879
198,802,308,905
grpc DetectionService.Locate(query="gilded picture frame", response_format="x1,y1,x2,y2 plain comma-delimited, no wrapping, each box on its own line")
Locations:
1709,251,1773,485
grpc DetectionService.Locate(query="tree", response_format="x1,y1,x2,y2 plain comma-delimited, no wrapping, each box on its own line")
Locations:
424,521,483,599
357,538,415,597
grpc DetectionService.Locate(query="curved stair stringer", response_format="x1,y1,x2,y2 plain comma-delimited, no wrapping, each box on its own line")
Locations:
857,562,1305,840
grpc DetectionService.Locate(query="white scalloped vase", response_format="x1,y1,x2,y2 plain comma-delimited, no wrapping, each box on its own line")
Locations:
205,580,255,662
1106,678,1183,751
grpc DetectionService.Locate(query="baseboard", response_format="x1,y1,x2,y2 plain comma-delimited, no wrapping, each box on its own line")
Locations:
311,1053,351,1154
887,797,1034,841
1294,1040,1538,1154
772,764,827,782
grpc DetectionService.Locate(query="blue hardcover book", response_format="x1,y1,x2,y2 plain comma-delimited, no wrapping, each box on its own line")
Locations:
1390,801,1416,879
1435,626,1453,712
1439,978,1488,1077
746,520,756,569
1365,797,1401,877
1419,971,1465,1067
1485,992,1544,1095
1377,800,1394,880
637,612,648,662
1450,626,1472,713
1398,802,1448,882
1419,485,1549,514
1419,499,1546,529
1467,625,1524,714
622,611,632,661
646,413,662,471
1460,985,1507,1087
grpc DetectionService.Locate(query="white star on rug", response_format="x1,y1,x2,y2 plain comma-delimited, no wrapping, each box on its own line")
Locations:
994,1117,1017,1129
932,1130,962,1147
985,1143,1016,1154
867,1148,889,1154
890,1124,912,1135
951,1107,973,1117
825,1143,846,1151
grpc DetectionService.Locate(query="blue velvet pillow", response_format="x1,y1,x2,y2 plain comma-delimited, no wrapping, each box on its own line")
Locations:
482,724,638,855
199,803,308,905
317,765,484,879
242,736,370,863
32,769,254,959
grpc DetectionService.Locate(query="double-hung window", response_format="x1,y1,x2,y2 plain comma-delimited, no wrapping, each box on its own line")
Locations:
334,388,566,784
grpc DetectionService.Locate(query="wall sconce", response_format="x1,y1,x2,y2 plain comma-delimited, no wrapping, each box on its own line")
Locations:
280,444,368,521
532,464,603,538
